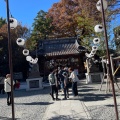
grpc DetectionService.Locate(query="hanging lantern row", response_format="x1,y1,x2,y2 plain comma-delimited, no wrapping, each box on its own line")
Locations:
9,18,38,64
10,18,38,64
16,38,38,64
85,0,108,58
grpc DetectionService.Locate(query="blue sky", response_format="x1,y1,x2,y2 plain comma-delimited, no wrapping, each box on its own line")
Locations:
0,0,60,28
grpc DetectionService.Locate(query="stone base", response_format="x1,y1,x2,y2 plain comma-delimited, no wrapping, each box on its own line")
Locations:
26,77,43,91
85,72,103,84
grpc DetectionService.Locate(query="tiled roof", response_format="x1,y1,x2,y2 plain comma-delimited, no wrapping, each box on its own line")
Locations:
37,38,85,57
44,42,79,56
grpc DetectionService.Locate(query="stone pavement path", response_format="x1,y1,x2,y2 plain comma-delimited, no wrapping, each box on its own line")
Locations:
43,90,92,120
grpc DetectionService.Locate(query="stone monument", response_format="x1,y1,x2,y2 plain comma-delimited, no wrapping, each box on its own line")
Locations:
26,63,43,91
88,58,100,73
85,58,103,84
28,63,40,78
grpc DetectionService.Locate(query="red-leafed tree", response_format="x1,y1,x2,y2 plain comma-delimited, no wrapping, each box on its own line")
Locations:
47,0,102,38
47,0,120,56
47,0,120,38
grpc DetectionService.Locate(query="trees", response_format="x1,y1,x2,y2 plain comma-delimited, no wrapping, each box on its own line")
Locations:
47,0,101,38
47,0,120,54
78,0,120,56
0,17,6,28
32,10,54,39
26,10,54,50
113,26,120,52
0,22,29,76
28,0,120,55
0,17,6,40
47,1,78,37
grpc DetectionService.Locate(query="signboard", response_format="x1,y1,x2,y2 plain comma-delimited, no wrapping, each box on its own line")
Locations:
29,80,39,88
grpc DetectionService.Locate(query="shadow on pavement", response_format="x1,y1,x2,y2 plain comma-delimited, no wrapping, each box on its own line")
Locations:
105,104,120,107
78,88,98,92
0,116,20,120
15,101,53,105
79,93,114,102
0,86,51,98
47,115,90,120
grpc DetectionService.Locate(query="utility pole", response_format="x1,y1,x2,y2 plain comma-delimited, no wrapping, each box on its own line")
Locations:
100,0,119,119
5,0,15,119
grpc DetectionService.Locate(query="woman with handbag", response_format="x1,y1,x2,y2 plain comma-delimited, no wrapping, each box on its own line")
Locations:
4,74,15,105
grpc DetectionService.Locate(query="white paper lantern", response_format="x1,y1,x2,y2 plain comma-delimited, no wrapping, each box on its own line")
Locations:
90,53,94,57
29,58,38,64
16,38,25,46
26,56,32,61
94,24,103,33
29,58,34,64
32,60,37,64
32,58,38,64
9,18,18,29
23,49,29,56
85,53,93,58
91,50,96,54
34,58,38,62
93,38,101,44
92,46,98,51
96,0,108,12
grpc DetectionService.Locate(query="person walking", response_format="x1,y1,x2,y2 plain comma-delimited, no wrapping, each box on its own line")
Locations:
69,67,79,97
48,69,60,101
4,74,15,106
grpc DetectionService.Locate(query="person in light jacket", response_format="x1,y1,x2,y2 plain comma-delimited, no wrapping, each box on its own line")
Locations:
69,68,79,96
48,69,59,101
4,74,15,105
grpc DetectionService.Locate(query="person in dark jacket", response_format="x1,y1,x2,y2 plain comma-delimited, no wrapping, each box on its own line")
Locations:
62,69,69,100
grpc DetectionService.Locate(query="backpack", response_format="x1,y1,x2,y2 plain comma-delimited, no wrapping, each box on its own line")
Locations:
49,73,55,84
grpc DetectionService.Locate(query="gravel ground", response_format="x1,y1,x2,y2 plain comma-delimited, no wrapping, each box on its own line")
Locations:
0,86,51,120
78,80,120,120
1,80,120,120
